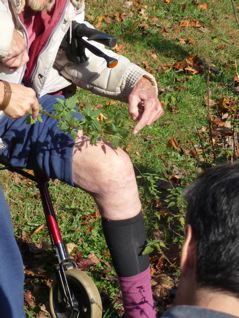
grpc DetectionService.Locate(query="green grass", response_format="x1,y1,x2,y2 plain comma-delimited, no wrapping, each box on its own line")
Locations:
0,0,238,316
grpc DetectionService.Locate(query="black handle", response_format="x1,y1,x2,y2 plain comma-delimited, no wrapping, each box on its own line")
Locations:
73,22,117,48
66,22,118,68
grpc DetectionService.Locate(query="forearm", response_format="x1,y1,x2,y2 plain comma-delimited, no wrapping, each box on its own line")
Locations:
0,80,12,111
55,46,158,102
0,81,5,107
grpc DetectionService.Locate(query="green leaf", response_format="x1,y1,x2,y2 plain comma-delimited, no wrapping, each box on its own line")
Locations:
142,245,154,255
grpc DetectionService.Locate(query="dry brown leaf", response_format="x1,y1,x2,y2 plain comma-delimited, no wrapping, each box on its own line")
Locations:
179,37,195,45
105,100,117,106
31,224,45,237
24,290,36,309
219,97,237,112
125,143,132,152
95,104,103,109
211,117,226,127
95,15,112,28
185,65,199,74
198,3,208,10
179,19,202,28
173,55,203,74
161,27,169,34
37,305,51,318
152,273,174,298
88,253,101,265
150,52,158,60
234,74,239,83
168,137,181,151
150,16,160,25
204,96,216,107
113,43,125,53
170,174,181,185
66,242,78,255
97,113,107,122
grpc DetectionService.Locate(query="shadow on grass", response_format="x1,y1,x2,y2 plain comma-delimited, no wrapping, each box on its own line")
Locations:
122,31,189,60
17,239,121,317
121,28,237,95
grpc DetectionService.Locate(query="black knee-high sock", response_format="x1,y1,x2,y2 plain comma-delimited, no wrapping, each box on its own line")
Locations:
102,212,149,277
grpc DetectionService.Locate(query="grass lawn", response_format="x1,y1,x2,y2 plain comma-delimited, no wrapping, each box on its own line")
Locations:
0,0,238,317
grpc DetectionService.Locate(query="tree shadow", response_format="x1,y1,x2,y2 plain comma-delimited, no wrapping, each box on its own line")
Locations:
122,31,189,60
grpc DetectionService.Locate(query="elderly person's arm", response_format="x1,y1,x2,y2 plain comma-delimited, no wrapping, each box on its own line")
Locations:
55,23,163,134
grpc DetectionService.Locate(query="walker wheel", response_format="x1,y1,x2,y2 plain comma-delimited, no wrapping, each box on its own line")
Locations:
49,268,102,318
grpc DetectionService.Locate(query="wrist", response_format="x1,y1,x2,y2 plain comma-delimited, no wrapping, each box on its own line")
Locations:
0,81,4,105
0,80,12,110
140,75,155,87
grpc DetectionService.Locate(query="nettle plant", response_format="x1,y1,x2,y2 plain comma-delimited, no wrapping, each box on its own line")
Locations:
28,95,130,148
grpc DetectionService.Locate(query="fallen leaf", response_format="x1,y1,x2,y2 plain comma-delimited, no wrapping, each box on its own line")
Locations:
97,113,107,122
31,224,45,237
161,27,169,34
219,97,237,113
198,3,208,10
211,117,226,127
125,143,132,152
66,242,78,255
152,273,174,298
185,65,199,74
88,253,101,265
24,290,36,309
179,37,195,45
234,74,239,83
113,43,125,53
204,96,217,107
37,305,51,318
168,137,181,152
150,52,158,60
173,55,204,74
179,19,202,28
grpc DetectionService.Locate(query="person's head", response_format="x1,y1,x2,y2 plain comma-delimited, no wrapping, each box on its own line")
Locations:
25,0,55,12
175,162,239,305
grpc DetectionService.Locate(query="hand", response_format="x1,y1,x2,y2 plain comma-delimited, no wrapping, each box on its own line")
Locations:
128,77,164,134
1,30,29,69
0,82,39,119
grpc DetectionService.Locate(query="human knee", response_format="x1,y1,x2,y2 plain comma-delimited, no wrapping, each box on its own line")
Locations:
97,149,136,193
72,140,138,197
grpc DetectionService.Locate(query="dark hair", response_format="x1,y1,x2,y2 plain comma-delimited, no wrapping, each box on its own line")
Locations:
185,162,239,294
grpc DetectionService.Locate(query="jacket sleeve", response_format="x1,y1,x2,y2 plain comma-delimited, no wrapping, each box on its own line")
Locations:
0,1,14,58
54,23,158,103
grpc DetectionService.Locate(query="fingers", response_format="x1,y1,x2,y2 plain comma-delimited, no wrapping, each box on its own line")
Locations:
128,94,140,120
26,88,39,119
133,99,164,134
31,100,40,120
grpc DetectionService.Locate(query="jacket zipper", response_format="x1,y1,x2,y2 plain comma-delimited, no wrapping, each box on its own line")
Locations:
29,0,70,93
15,9,29,82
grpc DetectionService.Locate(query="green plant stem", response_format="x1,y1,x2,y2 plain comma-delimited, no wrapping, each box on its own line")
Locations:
231,0,239,27
206,69,216,161
40,109,57,120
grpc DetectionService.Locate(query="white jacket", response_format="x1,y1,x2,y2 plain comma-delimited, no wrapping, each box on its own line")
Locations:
0,0,158,102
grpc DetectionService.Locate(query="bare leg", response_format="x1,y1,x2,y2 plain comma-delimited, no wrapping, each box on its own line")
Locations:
72,135,155,318
72,136,141,220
